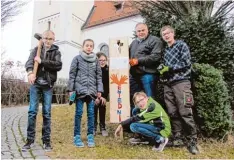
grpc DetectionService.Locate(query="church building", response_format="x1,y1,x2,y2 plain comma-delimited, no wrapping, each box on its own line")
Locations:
31,1,143,78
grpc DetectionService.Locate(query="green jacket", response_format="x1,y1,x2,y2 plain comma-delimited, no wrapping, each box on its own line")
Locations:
139,97,171,138
121,97,171,138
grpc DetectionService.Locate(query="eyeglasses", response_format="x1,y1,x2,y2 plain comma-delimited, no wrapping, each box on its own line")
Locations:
43,37,54,41
99,60,106,62
162,31,172,37
135,97,145,105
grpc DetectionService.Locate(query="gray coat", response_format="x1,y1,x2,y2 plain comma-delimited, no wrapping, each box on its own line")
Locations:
67,52,103,100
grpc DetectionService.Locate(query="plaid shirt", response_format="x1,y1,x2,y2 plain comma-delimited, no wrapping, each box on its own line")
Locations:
164,40,191,82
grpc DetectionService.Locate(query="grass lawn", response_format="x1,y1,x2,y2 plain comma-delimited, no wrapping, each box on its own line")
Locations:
36,103,234,159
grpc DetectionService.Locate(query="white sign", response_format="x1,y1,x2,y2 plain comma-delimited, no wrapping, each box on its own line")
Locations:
109,57,129,70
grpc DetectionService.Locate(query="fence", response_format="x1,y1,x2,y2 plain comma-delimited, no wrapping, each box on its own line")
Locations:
1,79,69,106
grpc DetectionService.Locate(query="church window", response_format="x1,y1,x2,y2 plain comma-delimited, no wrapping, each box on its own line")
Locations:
99,43,109,57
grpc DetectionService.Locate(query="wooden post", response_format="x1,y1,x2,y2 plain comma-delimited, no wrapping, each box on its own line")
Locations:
109,37,130,123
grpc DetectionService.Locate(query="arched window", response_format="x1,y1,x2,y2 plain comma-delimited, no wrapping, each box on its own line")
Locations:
98,43,109,57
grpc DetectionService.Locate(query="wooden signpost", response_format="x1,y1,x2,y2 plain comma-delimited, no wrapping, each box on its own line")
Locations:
109,37,130,124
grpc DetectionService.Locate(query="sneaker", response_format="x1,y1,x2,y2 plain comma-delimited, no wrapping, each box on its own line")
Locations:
22,139,34,151
187,140,199,154
101,130,108,137
152,142,160,150
87,134,95,147
152,138,168,152
74,135,84,148
128,138,149,145
43,141,52,152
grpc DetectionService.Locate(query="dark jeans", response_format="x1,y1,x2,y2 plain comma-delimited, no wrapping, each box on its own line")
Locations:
74,96,94,136
27,84,52,142
130,73,157,114
94,104,106,130
164,80,197,140
130,123,163,143
129,107,163,143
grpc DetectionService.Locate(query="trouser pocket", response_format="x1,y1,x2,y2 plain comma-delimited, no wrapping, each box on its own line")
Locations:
183,90,194,108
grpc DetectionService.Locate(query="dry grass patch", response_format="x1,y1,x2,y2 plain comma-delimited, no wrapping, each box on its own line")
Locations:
36,103,234,159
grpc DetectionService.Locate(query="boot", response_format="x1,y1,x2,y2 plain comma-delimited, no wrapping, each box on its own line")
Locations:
43,141,52,152
173,133,184,147
187,138,199,154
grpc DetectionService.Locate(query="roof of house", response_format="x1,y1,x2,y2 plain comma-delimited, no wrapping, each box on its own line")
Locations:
82,1,139,29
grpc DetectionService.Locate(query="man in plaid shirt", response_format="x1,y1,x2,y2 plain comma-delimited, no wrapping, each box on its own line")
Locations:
158,25,199,154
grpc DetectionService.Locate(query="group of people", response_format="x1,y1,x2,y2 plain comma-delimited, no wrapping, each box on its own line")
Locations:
116,23,199,154
22,23,199,155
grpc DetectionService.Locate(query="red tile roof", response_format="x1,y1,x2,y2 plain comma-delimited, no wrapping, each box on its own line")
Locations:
82,1,139,29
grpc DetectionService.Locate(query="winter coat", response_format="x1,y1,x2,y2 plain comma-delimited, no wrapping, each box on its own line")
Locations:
129,35,163,75
67,51,103,100
101,65,109,99
25,44,62,87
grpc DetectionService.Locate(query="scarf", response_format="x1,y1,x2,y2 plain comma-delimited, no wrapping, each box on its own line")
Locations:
80,51,96,62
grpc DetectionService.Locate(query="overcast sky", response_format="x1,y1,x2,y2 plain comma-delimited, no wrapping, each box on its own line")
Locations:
2,0,34,64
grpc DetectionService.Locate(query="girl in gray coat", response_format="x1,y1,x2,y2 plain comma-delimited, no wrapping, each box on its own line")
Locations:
67,39,103,148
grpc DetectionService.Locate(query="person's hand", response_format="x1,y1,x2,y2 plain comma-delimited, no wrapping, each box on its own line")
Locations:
97,92,102,98
69,91,76,105
69,91,74,97
28,73,36,84
114,124,123,138
95,98,100,105
34,56,41,64
100,97,106,105
129,58,138,66
157,64,170,75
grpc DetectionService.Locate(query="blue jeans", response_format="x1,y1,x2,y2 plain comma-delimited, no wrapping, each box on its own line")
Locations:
130,123,163,143
27,84,52,142
130,73,157,114
74,96,95,136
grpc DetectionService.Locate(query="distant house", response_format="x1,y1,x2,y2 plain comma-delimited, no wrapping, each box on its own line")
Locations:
31,0,143,78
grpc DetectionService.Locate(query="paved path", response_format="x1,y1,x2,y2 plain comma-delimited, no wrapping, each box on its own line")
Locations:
1,106,50,159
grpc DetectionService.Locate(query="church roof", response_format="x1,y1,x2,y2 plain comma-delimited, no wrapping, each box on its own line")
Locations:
82,1,139,29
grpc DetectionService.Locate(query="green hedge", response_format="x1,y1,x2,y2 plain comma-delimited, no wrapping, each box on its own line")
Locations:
192,63,233,139
134,1,234,108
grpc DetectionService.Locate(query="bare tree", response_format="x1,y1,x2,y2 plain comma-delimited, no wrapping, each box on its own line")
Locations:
1,0,28,27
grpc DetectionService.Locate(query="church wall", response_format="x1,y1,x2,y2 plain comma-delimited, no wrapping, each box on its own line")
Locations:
56,43,81,79
82,15,144,56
